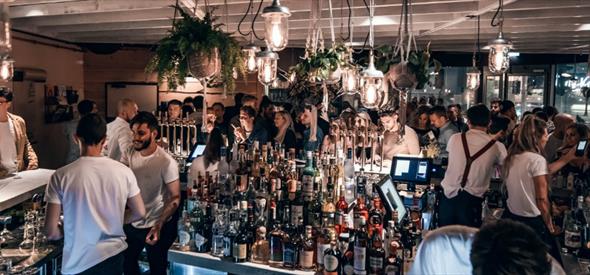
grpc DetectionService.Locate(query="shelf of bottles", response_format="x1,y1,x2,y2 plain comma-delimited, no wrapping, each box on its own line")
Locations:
172,142,419,275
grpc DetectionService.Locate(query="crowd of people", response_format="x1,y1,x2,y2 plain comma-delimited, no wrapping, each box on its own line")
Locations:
1,83,590,274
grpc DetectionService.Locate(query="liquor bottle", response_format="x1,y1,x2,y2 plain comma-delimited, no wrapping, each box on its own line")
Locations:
310,183,324,229
251,226,270,264
302,151,315,202
233,217,249,263
336,185,349,234
383,241,402,275
236,147,249,192
354,217,368,275
191,202,210,253
323,230,342,275
316,227,332,272
368,195,384,237
353,191,369,231
291,181,305,227
564,210,582,254
322,184,337,229
299,225,316,271
283,208,298,269
287,161,298,200
268,207,285,267
368,230,385,275
211,207,226,257
218,146,229,183
177,209,193,251
384,221,396,257
223,219,238,258
344,148,356,203
340,233,354,275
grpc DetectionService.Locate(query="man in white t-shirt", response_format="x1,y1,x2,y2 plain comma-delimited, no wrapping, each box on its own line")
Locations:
103,98,138,162
439,104,507,228
122,111,181,275
45,114,146,275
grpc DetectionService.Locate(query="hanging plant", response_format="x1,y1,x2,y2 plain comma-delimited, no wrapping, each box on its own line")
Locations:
146,6,246,91
290,45,347,84
369,45,441,90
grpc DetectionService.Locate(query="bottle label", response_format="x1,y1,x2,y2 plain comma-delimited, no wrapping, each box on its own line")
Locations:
343,264,355,275
324,254,340,271
565,230,582,248
269,236,283,262
354,246,366,271
317,244,331,264
369,256,384,270
299,250,314,268
336,212,345,226
384,264,400,275
302,175,313,199
291,205,303,225
178,230,190,246
194,233,205,250
353,213,363,229
284,247,296,264
233,243,247,260
223,236,232,257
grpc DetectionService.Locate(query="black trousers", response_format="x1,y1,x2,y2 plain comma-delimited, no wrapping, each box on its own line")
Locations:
78,252,124,275
438,190,484,228
123,218,178,275
502,209,564,266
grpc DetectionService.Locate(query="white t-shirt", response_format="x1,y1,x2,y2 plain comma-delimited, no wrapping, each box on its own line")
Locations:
0,120,16,173
122,146,179,228
103,117,133,162
441,129,507,198
45,156,140,275
506,152,548,217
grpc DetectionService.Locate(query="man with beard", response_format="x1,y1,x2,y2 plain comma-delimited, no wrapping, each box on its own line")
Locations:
122,111,180,275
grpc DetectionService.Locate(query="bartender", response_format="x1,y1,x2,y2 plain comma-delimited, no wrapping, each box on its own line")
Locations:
375,109,420,164
0,88,38,177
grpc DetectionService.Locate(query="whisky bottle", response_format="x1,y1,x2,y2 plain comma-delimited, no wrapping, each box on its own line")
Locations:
223,219,238,258
310,183,324,229
383,241,402,275
340,232,354,275
290,180,304,227
302,151,315,202
354,217,368,275
353,192,369,231
251,226,270,264
323,180,337,229
316,227,331,272
283,208,298,269
368,229,385,275
368,195,384,237
299,225,316,271
233,217,249,263
268,207,285,267
336,185,349,234
323,231,342,275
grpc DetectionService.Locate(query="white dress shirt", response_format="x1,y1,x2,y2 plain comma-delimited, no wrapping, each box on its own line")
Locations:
441,129,507,198
103,117,133,162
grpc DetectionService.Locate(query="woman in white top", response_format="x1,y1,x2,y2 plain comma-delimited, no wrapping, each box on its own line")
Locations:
189,128,223,183
502,115,563,265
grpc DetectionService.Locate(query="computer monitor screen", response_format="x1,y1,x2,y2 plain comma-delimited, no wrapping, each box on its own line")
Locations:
390,156,432,184
376,177,407,224
186,144,206,165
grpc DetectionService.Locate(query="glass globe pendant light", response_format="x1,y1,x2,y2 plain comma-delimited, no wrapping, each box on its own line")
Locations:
360,0,384,109
487,0,512,74
0,54,13,81
242,42,260,74
0,2,11,53
261,0,291,51
341,67,359,94
256,48,279,96
466,16,480,91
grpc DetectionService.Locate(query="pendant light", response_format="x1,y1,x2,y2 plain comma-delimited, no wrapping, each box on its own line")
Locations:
0,2,10,53
360,0,384,109
466,16,480,91
487,0,512,74
256,48,279,86
261,0,291,51
0,53,13,81
242,41,260,74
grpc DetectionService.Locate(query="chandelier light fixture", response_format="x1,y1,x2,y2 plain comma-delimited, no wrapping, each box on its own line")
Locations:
466,16,481,91
486,0,512,74
360,0,384,109
262,0,290,51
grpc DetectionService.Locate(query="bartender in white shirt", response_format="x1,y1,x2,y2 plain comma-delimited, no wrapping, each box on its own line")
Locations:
103,98,138,162
439,104,507,228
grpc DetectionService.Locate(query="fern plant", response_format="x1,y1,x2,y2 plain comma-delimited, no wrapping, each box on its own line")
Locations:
146,6,246,91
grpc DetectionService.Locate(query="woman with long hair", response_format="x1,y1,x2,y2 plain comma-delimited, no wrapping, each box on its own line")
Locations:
501,116,563,265
189,128,223,182
273,110,296,151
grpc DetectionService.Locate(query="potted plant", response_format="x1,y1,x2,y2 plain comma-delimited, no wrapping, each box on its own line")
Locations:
372,44,441,90
146,6,246,91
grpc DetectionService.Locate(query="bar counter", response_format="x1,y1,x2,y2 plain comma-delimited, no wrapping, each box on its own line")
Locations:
0,169,54,212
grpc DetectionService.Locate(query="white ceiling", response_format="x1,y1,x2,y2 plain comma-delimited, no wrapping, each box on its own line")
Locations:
8,0,590,53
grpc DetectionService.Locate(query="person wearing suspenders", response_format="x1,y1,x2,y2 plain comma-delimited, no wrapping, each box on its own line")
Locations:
439,104,507,228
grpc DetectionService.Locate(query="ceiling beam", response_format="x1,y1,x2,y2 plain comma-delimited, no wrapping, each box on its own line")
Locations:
9,0,173,18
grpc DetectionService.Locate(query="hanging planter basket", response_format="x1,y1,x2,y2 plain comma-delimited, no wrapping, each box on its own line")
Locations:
387,62,418,90
187,48,221,79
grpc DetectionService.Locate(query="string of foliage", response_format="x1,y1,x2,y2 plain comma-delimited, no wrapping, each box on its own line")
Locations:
146,6,246,91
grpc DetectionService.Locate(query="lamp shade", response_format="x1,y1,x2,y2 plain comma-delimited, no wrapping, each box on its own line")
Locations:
261,0,291,51
242,43,260,74
341,67,359,94
487,32,512,74
465,67,481,90
256,50,279,85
